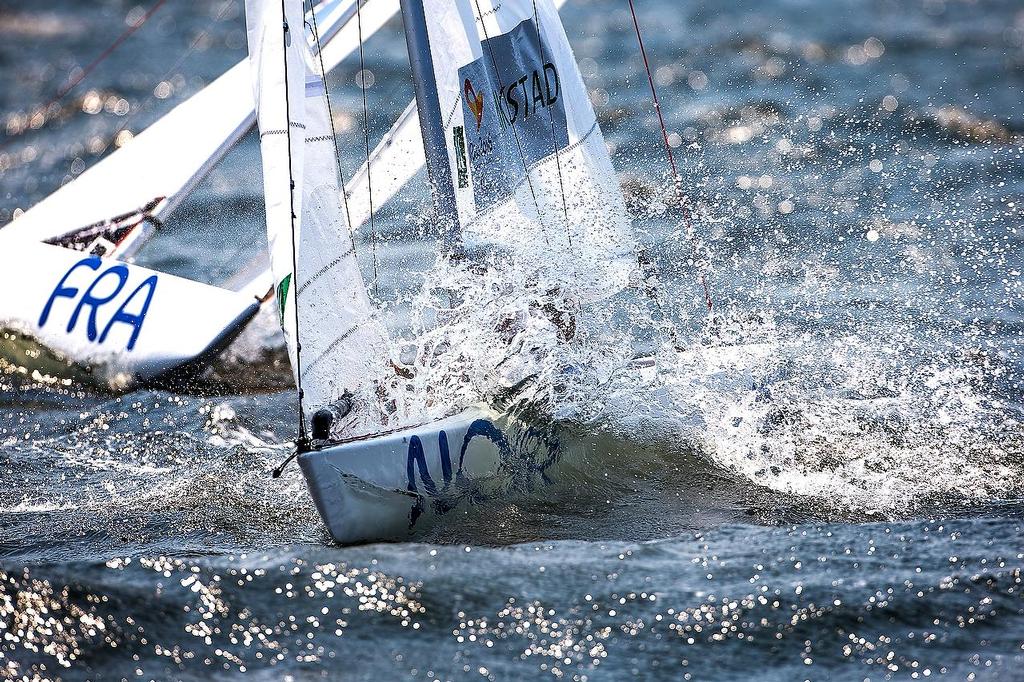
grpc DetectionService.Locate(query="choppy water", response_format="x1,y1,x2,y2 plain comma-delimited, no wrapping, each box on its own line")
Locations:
2,0,1024,679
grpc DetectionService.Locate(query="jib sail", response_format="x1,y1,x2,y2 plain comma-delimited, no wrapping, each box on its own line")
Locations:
418,0,637,302
246,0,392,435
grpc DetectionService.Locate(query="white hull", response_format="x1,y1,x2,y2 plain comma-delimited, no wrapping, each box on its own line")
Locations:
298,406,564,544
0,241,259,389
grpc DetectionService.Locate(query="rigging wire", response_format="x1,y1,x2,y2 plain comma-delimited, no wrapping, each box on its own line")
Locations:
471,0,551,247
307,0,355,234
526,0,580,307
9,0,236,187
279,0,310,448
626,0,712,312
528,0,572,248
152,0,259,280
76,0,234,165
355,0,381,297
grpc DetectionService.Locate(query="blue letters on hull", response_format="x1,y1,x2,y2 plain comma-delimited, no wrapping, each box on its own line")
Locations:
39,255,158,352
404,418,561,527
406,419,511,496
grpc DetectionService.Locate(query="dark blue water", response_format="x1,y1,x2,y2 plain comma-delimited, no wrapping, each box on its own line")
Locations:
2,0,1024,679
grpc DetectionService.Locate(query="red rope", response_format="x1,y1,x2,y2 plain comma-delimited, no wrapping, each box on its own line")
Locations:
55,0,169,104
53,0,169,108
2,0,168,148
626,0,712,312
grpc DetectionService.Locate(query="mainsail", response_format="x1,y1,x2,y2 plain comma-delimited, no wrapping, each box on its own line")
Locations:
416,0,638,302
247,0,391,434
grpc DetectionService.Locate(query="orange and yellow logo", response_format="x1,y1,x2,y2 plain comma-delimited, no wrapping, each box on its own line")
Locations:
464,78,484,129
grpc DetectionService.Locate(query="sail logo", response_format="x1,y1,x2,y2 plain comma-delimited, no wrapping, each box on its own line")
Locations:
453,126,470,188
464,79,485,129
457,19,570,210
493,62,560,129
39,255,157,352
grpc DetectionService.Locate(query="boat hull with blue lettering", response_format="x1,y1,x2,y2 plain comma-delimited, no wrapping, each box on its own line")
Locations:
298,406,565,544
0,240,262,389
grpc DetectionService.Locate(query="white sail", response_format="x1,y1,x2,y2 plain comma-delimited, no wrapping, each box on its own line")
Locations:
0,56,253,256
247,0,391,433
2,0,398,259
0,0,402,391
420,0,637,302
345,100,426,232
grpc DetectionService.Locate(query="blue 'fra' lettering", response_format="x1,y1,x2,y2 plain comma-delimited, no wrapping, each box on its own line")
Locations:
40,257,158,352
67,264,129,340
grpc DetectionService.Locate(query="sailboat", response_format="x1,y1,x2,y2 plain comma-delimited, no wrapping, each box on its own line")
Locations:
247,0,684,544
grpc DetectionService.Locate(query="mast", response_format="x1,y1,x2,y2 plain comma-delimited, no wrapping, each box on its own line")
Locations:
398,0,462,256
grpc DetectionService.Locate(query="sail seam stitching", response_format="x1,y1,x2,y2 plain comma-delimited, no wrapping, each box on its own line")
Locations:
260,121,307,138
301,324,361,377
297,248,354,295
475,3,502,21
442,92,462,130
